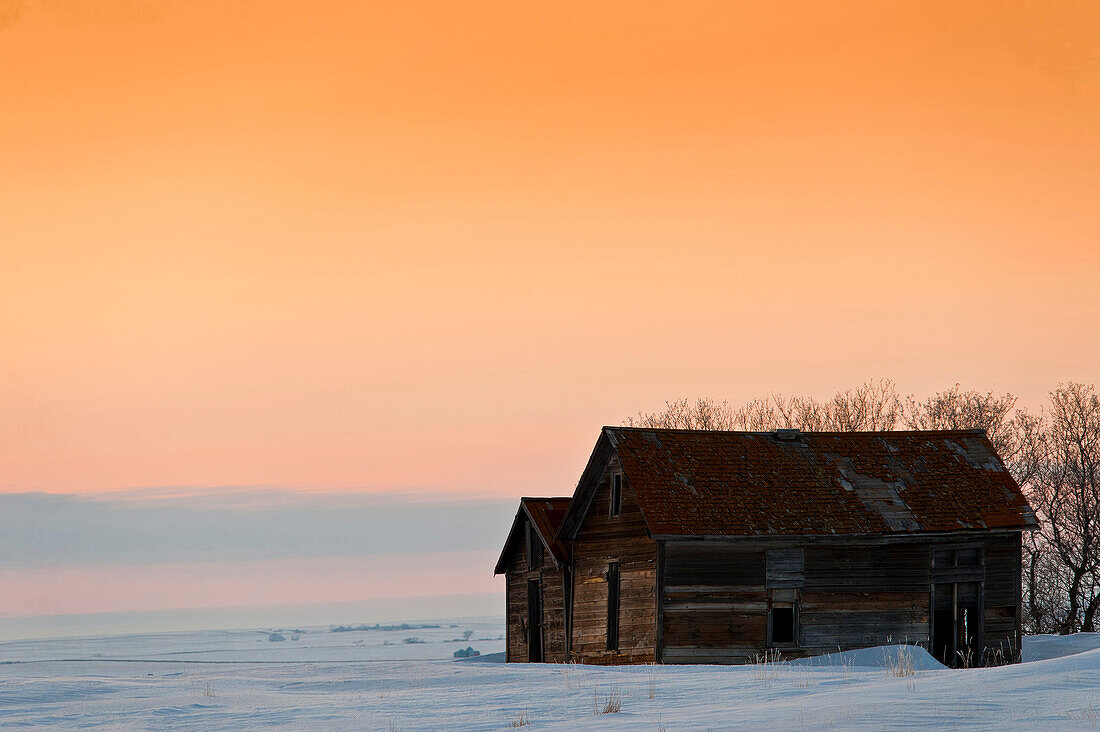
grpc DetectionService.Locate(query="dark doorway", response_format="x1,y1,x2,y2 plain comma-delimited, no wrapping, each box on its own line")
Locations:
932,581,983,667
526,579,543,662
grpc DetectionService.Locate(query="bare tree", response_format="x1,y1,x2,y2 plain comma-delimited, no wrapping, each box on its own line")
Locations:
1027,383,1100,632
1023,531,1072,634
626,397,739,431
731,398,783,431
629,379,900,432
773,379,902,431
768,379,903,431
824,378,902,431
772,394,828,431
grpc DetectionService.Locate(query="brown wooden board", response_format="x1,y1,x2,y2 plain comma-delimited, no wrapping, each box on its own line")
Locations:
568,454,658,664
655,534,1023,666
503,528,568,663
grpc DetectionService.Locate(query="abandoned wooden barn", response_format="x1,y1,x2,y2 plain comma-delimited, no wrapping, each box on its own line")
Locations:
496,427,1038,667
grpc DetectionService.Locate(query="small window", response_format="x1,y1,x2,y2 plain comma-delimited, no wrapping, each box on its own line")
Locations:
526,521,543,569
609,473,623,518
770,608,796,644
768,588,798,647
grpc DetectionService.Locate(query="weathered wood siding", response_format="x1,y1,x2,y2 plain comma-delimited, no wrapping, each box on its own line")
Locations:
800,543,930,656
570,455,658,664
504,528,567,663
982,532,1023,663
659,534,1023,665
660,541,767,663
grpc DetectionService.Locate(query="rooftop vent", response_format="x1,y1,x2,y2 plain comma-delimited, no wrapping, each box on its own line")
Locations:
775,428,801,441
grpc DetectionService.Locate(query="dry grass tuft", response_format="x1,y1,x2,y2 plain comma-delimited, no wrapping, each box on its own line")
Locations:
955,646,975,669
751,647,782,682
508,710,530,727
646,663,660,699
885,646,916,678
981,637,1018,668
559,661,581,691
594,684,623,715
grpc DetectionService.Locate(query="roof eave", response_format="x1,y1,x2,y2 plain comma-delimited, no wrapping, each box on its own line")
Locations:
649,526,1035,540
495,499,571,574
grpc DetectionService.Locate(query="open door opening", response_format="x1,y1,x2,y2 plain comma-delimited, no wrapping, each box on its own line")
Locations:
931,546,984,668
955,581,981,667
931,581,982,667
526,579,543,662
932,583,955,665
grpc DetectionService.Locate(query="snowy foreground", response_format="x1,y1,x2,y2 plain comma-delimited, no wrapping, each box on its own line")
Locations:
1,618,1099,730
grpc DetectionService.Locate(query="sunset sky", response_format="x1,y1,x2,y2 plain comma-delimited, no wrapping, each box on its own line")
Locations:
2,0,1098,633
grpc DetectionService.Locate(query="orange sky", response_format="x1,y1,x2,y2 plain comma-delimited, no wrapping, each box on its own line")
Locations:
3,0,1099,498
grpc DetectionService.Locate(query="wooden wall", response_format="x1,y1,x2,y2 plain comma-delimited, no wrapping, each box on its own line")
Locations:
504,526,568,663
658,533,1024,665
983,532,1023,663
800,542,930,655
569,455,658,664
660,542,767,664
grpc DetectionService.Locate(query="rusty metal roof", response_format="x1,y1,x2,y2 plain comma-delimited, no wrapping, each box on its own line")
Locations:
524,497,572,561
494,497,572,574
601,427,1037,537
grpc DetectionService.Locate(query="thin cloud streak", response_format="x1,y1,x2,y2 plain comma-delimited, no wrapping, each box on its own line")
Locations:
0,489,515,568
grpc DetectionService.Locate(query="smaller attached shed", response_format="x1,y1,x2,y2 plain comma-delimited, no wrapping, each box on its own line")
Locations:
494,498,572,662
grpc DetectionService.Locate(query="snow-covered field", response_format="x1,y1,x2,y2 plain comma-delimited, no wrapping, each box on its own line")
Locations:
2,617,1099,730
